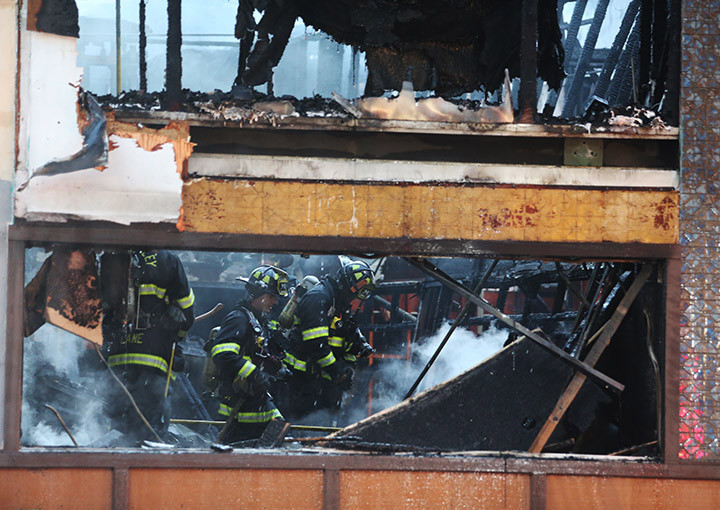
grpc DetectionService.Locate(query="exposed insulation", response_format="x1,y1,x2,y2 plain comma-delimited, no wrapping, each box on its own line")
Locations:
105,118,195,178
181,179,679,244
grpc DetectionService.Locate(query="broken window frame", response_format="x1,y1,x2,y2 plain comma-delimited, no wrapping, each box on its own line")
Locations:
4,224,681,467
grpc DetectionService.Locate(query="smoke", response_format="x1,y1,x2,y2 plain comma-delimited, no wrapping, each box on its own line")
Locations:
341,323,508,425
21,325,113,447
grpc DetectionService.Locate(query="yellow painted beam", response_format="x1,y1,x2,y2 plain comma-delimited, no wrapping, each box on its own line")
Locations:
181,179,678,244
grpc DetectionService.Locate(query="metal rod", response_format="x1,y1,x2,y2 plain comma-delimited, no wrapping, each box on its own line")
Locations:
44,404,78,447
115,0,121,94
94,344,163,443
404,257,624,393
196,303,224,321
170,419,340,434
372,295,416,323
404,259,499,400
555,262,590,307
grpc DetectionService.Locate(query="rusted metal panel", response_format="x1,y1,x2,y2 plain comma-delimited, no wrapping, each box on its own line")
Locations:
128,468,323,509
545,475,720,509
340,471,530,509
0,468,112,510
181,179,679,244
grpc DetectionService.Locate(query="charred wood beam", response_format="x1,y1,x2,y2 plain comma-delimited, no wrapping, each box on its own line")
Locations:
561,0,610,117
607,20,641,106
233,0,256,89
660,0,679,123
562,0,589,67
638,0,653,103
576,264,619,355
139,0,147,91
405,257,624,393
594,0,640,99
565,262,601,350
165,0,182,109
519,0,538,122
555,261,590,307
528,264,652,453
404,259,498,399
552,277,567,314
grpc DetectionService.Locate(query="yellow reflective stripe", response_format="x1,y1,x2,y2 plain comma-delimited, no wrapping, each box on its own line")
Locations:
211,343,241,357
344,354,357,363
283,353,307,372
108,353,169,374
139,284,166,299
302,326,328,341
177,289,195,309
328,336,343,348
317,351,336,368
321,372,332,381
268,320,280,331
237,360,256,379
218,405,283,423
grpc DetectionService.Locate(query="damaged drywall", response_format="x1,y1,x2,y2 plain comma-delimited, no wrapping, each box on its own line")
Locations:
16,30,193,225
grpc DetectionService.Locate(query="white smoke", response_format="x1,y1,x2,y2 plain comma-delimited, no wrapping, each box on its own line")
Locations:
22,325,113,447
342,323,507,425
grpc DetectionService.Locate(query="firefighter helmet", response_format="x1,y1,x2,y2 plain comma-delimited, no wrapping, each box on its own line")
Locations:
245,265,289,298
337,260,377,300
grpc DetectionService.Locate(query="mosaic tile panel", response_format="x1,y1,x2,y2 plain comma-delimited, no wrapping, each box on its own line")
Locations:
679,0,720,461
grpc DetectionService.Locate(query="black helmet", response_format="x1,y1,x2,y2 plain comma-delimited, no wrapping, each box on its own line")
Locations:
244,265,289,298
337,260,377,300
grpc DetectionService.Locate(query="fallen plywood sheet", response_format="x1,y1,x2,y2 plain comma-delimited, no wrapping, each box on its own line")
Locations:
42,249,103,344
329,336,605,451
181,178,679,244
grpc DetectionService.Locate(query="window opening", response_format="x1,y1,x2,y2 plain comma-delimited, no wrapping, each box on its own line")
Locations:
70,0,678,125
22,246,664,457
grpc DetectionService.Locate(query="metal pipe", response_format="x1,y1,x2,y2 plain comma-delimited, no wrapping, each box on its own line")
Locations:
404,257,624,393
372,295,416,323
44,404,78,447
403,259,498,400
115,0,121,94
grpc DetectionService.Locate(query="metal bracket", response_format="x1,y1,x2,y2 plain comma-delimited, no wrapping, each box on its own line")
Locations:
564,138,604,167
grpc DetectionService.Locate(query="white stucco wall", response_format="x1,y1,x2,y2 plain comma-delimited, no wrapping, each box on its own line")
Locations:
0,0,18,447
14,29,183,225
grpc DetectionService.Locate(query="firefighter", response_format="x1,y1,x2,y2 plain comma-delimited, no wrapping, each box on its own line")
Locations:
106,249,195,444
209,265,289,444
279,260,376,422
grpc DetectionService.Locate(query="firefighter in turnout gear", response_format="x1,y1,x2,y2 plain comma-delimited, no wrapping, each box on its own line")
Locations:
210,265,289,444
106,250,195,444
279,260,377,421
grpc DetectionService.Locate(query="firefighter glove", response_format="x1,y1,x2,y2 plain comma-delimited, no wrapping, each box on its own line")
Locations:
337,365,355,391
246,369,273,396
